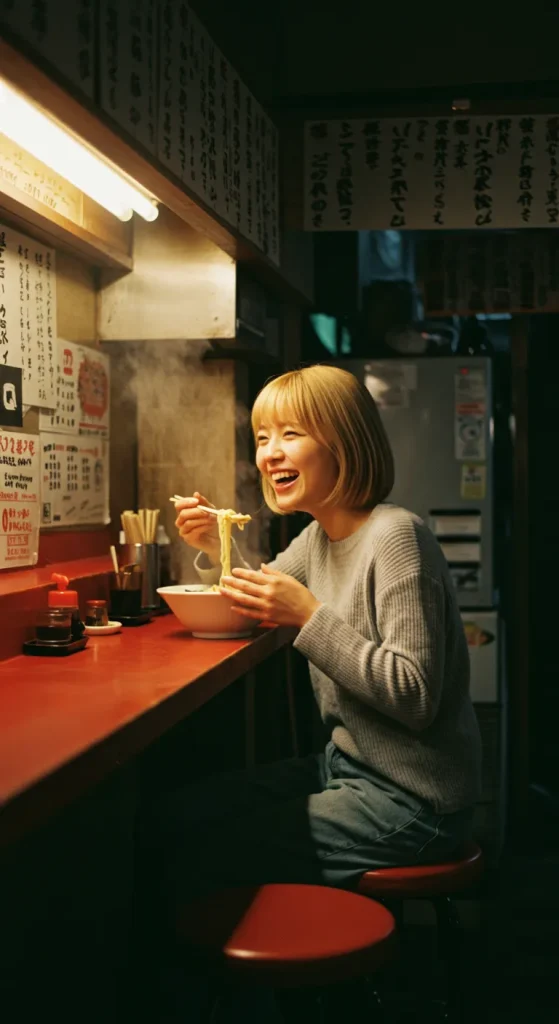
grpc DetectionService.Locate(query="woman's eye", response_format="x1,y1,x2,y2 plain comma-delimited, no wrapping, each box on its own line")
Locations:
257,436,268,444
284,431,298,438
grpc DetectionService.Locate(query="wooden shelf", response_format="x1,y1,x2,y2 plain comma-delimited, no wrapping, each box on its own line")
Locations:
0,38,311,306
0,179,133,271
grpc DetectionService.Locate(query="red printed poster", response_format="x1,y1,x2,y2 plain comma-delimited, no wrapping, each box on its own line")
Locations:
77,347,110,436
0,430,40,569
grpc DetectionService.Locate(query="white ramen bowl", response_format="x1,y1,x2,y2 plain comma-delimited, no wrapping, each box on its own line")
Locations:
157,584,259,639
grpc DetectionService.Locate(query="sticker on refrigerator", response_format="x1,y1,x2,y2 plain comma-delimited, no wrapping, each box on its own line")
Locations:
364,362,417,409
460,463,486,500
455,370,487,461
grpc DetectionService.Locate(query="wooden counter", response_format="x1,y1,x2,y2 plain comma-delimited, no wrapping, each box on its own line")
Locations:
0,616,293,848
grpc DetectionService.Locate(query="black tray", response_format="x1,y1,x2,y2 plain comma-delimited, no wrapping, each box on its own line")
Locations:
23,637,89,656
118,612,152,627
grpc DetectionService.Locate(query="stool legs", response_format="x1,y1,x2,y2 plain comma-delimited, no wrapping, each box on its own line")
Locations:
432,896,463,1023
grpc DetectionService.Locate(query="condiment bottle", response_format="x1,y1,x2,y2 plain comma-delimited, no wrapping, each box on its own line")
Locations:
85,599,109,627
49,573,85,641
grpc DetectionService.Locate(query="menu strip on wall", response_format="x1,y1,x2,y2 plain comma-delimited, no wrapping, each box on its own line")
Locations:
0,221,56,409
1,1,280,265
305,115,559,231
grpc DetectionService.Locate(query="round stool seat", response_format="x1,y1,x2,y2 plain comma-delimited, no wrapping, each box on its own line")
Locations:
178,883,397,987
358,841,484,899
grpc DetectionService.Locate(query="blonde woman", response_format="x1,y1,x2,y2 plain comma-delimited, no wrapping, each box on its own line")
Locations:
166,365,481,890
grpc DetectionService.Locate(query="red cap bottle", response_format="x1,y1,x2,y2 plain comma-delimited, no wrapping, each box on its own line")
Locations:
48,573,79,608
48,574,85,639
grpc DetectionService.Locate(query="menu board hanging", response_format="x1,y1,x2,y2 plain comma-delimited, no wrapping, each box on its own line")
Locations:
99,0,157,154
156,2,280,264
0,428,40,568
0,222,56,409
40,432,109,527
305,115,559,231
0,0,94,98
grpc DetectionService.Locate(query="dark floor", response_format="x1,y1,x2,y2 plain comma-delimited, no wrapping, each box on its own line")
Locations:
384,842,559,1024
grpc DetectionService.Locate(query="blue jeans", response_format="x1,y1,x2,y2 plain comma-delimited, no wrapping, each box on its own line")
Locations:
142,741,473,905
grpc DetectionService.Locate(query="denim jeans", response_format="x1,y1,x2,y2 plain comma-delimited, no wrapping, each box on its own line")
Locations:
141,741,473,905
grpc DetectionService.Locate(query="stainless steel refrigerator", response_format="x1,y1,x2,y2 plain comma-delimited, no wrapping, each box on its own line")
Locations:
336,356,506,859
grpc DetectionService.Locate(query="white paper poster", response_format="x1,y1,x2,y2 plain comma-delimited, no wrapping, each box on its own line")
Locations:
0,429,40,568
39,339,80,435
305,115,559,231
0,222,56,408
41,432,109,527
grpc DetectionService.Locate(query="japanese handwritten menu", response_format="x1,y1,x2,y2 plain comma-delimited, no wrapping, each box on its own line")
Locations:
41,432,109,527
156,1,279,263
40,340,110,437
305,116,559,231
0,222,56,408
99,0,158,154
0,429,40,568
0,0,94,98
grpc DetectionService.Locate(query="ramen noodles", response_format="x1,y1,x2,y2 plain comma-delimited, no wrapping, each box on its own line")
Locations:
214,507,251,585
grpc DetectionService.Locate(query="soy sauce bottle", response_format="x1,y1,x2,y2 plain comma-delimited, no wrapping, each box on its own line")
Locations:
49,573,85,641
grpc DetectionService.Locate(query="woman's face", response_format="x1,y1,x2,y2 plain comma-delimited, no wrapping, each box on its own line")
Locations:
255,415,339,515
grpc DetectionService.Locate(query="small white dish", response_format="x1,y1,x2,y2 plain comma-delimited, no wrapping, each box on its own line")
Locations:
84,621,122,636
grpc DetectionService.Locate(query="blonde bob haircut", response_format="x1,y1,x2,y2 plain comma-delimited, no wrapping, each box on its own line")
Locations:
251,364,395,515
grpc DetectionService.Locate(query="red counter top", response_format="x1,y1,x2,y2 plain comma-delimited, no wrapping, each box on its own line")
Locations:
0,616,293,848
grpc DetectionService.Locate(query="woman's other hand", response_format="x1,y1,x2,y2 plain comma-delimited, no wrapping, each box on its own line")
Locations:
220,563,321,628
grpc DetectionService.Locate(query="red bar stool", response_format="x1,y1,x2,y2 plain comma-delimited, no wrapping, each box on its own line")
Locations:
358,841,484,1022
178,882,397,1022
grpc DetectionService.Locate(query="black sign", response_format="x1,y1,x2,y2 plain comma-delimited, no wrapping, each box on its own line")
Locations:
0,364,23,427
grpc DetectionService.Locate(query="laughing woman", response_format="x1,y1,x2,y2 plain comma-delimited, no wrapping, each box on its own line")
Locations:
161,365,481,898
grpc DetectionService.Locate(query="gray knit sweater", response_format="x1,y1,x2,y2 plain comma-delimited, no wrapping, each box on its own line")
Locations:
197,504,482,813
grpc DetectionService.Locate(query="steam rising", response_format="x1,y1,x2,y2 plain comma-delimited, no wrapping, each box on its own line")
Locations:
109,340,270,582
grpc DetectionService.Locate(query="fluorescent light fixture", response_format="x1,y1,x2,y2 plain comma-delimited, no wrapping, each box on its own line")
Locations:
0,79,159,222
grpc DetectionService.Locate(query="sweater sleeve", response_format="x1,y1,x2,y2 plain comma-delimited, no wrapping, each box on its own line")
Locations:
195,521,311,586
293,570,446,732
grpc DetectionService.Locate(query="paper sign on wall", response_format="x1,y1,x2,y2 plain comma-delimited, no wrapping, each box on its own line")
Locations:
0,222,56,408
0,429,40,568
39,342,110,437
41,432,109,527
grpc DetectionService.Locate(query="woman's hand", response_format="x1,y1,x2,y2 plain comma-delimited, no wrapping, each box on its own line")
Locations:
220,563,321,628
174,492,220,563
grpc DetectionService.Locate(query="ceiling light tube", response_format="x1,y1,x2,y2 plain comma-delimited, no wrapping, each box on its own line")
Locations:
0,79,159,223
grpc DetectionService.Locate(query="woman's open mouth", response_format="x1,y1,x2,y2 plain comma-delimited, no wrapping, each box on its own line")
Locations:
271,470,299,493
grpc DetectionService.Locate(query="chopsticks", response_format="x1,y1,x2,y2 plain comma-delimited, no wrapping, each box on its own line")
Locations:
120,508,160,543
169,495,251,524
169,494,219,516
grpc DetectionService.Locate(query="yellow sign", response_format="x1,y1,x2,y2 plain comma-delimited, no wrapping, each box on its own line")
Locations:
460,463,486,500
